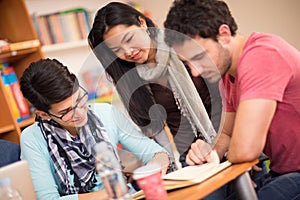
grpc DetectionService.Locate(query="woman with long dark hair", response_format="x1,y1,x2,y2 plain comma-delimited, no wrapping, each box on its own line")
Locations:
88,2,222,168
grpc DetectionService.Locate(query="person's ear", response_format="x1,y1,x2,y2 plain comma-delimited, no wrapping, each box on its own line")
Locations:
217,24,231,45
138,16,147,29
35,110,51,121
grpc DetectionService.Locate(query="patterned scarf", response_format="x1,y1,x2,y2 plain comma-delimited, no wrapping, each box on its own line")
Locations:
136,29,217,144
38,109,118,195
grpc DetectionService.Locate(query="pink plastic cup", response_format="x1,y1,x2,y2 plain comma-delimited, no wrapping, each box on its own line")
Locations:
133,163,168,200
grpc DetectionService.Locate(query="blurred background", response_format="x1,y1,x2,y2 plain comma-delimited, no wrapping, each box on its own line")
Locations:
24,0,300,102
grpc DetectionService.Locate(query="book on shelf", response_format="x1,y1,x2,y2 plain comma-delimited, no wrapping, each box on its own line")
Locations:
0,39,40,53
60,11,82,42
76,11,90,38
47,13,64,44
1,73,22,123
132,150,232,200
0,64,21,123
35,15,52,45
9,40,40,51
1,64,31,122
31,7,92,45
0,39,10,53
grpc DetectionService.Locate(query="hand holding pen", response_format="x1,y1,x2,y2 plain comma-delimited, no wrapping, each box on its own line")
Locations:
186,139,220,166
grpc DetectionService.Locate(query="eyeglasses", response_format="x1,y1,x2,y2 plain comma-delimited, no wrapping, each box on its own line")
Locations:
47,86,89,122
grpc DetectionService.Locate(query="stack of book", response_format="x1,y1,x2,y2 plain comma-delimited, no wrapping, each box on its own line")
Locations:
0,63,31,123
32,7,92,46
0,39,40,54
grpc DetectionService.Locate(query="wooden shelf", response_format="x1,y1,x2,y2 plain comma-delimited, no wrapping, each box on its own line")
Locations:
42,40,88,53
0,117,34,135
0,124,15,134
0,0,44,143
19,117,35,129
0,47,39,64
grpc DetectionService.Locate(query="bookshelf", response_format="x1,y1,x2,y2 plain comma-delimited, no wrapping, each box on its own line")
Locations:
0,0,44,143
25,0,105,74
24,0,173,75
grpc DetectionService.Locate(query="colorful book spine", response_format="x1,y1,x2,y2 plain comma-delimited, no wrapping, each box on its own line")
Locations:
2,65,31,121
76,10,91,38
60,11,82,42
36,15,52,45
48,13,64,43
32,7,92,45
0,64,22,123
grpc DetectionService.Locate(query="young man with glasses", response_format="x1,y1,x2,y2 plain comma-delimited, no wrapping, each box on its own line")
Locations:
19,58,170,200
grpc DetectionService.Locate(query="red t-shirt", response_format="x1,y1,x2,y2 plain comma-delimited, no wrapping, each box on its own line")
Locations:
222,32,300,174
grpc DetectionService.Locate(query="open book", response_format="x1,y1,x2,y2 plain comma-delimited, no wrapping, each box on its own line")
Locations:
132,150,232,199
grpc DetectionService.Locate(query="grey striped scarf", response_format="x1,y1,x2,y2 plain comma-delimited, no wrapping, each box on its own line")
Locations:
39,109,118,195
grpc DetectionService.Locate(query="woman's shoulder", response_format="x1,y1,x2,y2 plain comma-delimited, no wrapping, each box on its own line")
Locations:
21,122,46,146
21,122,42,139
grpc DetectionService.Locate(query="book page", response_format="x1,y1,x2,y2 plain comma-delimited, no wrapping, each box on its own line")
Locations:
163,161,232,190
163,150,220,181
163,162,217,180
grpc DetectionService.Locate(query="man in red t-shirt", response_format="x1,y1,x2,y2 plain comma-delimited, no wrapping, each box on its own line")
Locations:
164,0,300,199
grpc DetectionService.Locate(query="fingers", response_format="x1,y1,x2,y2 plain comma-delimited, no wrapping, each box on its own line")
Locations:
186,149,204,165
252,165,262,172
160,163,169,176
252,180,257,188
186,139,213,165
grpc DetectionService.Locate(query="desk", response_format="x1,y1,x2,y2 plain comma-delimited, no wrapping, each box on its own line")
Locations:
167,160,258,200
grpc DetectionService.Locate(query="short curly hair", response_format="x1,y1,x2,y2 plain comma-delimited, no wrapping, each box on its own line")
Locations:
164,0,238,46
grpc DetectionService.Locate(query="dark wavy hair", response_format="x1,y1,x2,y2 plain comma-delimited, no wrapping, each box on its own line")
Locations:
20,58,79,112
88,2,164,135
164,0,238,46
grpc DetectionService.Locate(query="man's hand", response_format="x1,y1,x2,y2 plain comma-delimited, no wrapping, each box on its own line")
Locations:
250,165,263,188
186,139,219,165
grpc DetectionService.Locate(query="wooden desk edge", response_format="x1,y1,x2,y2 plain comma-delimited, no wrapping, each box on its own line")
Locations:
167,159,259,200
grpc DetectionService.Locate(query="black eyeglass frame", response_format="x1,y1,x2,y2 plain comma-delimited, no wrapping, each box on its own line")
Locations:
46,85,88,122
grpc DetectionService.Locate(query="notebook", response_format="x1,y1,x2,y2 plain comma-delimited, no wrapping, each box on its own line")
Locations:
0,160,37,200
132,151,232,200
